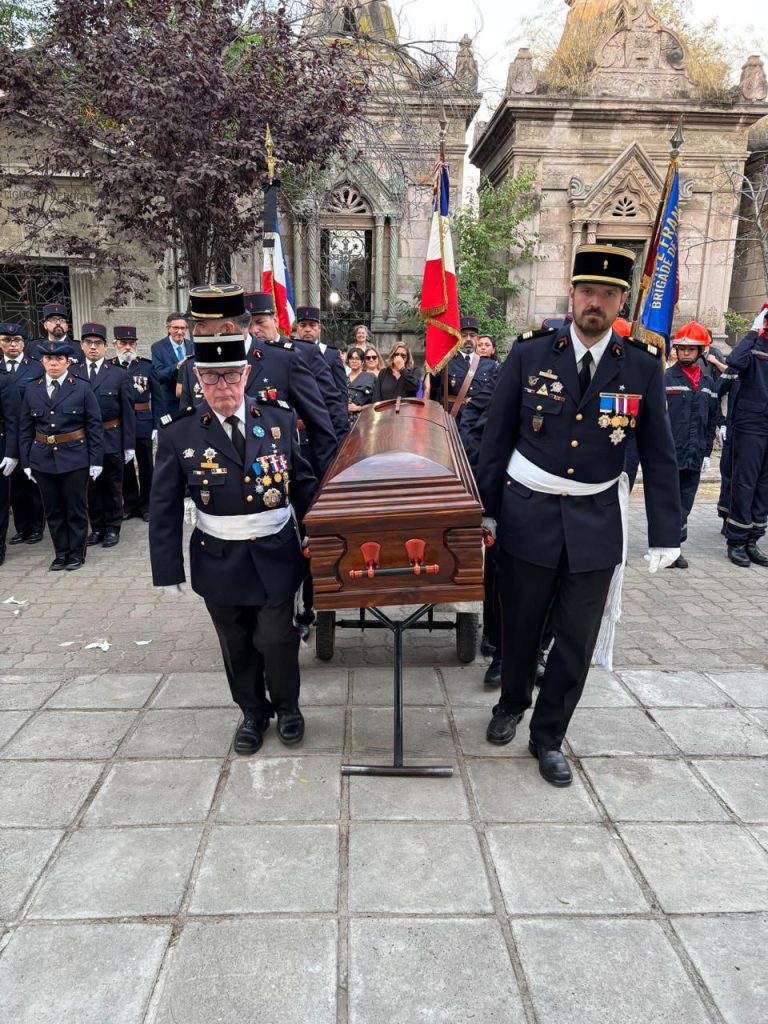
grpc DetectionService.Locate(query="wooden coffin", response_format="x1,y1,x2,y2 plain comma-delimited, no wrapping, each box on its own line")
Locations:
305,398,484,609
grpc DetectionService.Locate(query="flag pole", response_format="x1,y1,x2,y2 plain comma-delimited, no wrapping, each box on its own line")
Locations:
438,105,450,412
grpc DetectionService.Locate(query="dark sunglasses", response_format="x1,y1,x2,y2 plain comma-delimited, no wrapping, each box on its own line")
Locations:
365,354,378,361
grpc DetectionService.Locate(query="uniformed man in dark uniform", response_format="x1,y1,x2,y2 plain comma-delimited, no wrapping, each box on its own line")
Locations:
19,339,104,571
111,325,154,522
721,306,768,567
430,316,499,418
34,302,80,363
150,285,318,755
0,368,21,565
75,323,136,547
476,244,681,785
293,305,349,439
0,322,45,544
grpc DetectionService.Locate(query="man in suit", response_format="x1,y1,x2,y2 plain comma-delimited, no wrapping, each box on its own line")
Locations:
0,322,45,544
150,312,192,424
19,339,104,571
149,285,318,755
75,323,136,547
0,370,21,565
111,325,155,522
476,244,681,785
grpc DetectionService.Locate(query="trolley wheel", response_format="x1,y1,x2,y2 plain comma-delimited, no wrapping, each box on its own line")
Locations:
315,610,336,662
455,611,479,664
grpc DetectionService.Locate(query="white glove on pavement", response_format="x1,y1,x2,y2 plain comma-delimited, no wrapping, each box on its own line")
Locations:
645,548,681,573
124,449,135,464
701,457,711,472
183,496,198,526
481,516,497,540
718,425,727,443
24,467,36,483
89,465,103,481
0,457,18,476
160,583,186,596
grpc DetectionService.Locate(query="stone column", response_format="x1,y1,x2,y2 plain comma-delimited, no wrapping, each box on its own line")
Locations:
69,266,94,330
586,220,599,245
387,217,400,320
307,219,319,305
292,218,304,307
373,214,385,321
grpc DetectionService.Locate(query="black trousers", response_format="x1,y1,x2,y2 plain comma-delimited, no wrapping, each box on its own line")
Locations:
123,438,154,514
204,598,301,717
717,434,732,519
35,468,89,560
679,468,701,544
497,549,614,750
0,472,9,551
483,543,500,649
10,462,44,536
88,452,124,532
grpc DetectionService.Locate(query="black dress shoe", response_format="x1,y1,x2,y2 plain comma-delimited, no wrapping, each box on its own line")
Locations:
479,634,496,657
65,556,83,571
102,530,120,548
529,740,572,787
727,544,751,568
87,530,103,545
9,532,26,545
483,655,502,687
49,557,67,571
672,554,689,569
486,706,523,746
233,715,270,755
295,609,316,627
277,709,305,745
746,542,768,566
25,531,43,544
141,510,151,523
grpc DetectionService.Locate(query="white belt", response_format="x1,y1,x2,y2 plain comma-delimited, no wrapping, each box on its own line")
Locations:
507,450,620,495
196,505,291,541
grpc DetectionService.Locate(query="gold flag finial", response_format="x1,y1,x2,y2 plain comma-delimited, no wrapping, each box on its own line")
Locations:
265,124,276,182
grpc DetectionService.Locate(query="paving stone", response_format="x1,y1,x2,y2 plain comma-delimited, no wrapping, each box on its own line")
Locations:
298,666,349,705
673,914,768,1024
567,708,675,756
452,705,532,758
190,824,338,913
651,709,768,756
0,679,60,710
0,710,137,760
0,922,170,1024
150,919,336,1024
513,918,711,1024
255,706,345,756
217,756,341,822
577,670,636,707
619,669,729,707
0,710,31,748
619,823,768,913
582,757,730,821
750,709,768,732
467,759,601,822
151,672,231,708
0,829,62,918
0,761,101,826
351,707,454,759
707,670,768,707
46,673,161,709
352,666,443,705
349,767,470,820
440,665,493,706
750,825,768,853
349,918,525,1024
695,759,768,822
488,824,647,914
119,708,238,758
348,822,492,912
28,826,202,919
83,760,221,825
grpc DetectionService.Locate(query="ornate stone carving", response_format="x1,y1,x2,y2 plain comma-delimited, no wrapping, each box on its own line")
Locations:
569,142,662,226
679,176,695,202
740,55,768,102
505,48,537,95
592,4,694,98
454,34,478,91
568,176,589,200
473,119,488,147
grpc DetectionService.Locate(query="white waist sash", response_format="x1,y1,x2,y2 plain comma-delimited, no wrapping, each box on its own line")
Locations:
507,450,620,495
196,505,291,541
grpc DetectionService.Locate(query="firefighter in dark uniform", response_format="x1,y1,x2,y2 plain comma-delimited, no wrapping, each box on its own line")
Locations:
716,369,740,526
0,322,46,544
74,323,136,547
19,339,104,570
431,316,499,417
32,302,81,364
664,322,718,568
293,306,349,440
476,244,681,786
111,325,154,522
722,306,768,567
0,369,21,565
149,285,318,755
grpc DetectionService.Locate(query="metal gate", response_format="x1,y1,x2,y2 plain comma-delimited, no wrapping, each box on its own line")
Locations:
0,265,72,338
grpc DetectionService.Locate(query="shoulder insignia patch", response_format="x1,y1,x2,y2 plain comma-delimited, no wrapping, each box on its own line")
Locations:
625,336,662,359
517,327,557,343
160,405,195,428
264,338,294,351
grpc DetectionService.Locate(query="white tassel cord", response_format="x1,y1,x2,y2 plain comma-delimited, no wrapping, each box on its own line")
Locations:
591,472,630,671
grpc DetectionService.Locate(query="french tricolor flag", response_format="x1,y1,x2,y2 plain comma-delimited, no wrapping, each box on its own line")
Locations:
420,162,461,374
262,209,295,337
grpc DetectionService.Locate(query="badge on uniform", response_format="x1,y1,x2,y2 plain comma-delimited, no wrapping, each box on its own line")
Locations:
201,489,210,505
271,427,281,439
532,413,544,433
252,425,265,437
598,393,641,432
182,448,195,459
263,487,281,508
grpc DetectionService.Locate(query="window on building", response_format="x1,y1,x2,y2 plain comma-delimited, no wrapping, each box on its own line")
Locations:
0,265,71,339
320,227,372,347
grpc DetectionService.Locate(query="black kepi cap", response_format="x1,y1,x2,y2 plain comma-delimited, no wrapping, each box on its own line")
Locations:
571,244,635,289
114,325,137,341
39,339,74,357
295,305,321,323
189,284,246,320
42,303,68,320
81,322,107,341
0,322,27,339
244,292,275,316
460,316,480,332
193,335,247,368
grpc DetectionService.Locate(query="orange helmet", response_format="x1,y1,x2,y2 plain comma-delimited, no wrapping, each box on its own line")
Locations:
612,317,632,338
672,321,711,347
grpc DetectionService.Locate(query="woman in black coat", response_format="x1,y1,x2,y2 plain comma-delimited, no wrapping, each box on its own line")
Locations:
373,343,420,402
346,346,376,428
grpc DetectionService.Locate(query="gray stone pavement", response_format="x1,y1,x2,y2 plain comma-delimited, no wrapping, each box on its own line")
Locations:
0,493,766,1023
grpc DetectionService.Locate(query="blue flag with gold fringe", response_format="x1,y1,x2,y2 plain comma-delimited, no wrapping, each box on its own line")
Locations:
640,165,680,357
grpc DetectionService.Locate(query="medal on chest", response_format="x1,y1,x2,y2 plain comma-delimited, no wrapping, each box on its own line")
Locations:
598,392,641,436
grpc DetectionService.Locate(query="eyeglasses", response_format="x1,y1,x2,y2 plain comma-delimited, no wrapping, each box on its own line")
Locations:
199,369,245,385
46,317,67,324
393,351,408,359
365,355,378,362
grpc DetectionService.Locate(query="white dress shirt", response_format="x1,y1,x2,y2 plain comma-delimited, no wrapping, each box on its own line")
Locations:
213,402,246,442
569,323,613,378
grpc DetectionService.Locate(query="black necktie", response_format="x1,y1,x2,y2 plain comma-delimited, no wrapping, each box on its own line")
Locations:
9,361,16,376
50,379,60,398
225,415,245,461
89,361,98,381
578,351,593,398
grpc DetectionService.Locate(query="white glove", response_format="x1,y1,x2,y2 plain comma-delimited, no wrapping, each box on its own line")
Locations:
183,496,198,526
160,583,186,596
24,467,36,483
481,516,497,540
645,548,681,573
89,465,103,480
0,456,18,477
152,430,158,442
718,426,726,443
701,457,711,472
124,449,135,464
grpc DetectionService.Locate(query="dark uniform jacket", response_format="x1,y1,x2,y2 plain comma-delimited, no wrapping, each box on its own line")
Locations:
0,354,45,398
20,375,104,473
111,356,154,440
149,399,318,606
73,361,136,455
292,338,349,440
725,330,768,436
475,327,681,572
431,353,499,413
664,363,718,471
0,373,20,462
